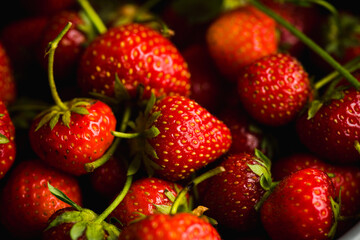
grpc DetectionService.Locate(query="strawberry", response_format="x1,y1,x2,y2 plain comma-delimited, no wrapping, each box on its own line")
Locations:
77,23,191,100
108,176,187,228
0,159,82,239
237,52,312,126
260,168,339,240
296,86,360,164
121,95,232,182
0,100,16,179
206,5,278,82
89,156,127,200
29,98,117,176
118,212,221,240
197,150,273,232
0,41,16,105
37,10,89,83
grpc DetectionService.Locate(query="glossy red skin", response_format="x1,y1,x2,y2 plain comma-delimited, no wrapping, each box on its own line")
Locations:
0,160,82,239
118,213,222,240
206,5,278,82
38,10,86,81
296,88,360,164
77,23,191,100
29,99,116,176
148,95,232,181
89,156,127,199
197,153,265,231
0,100,16,179
238,53,311,126
0,42,16,105
109,177,185,228
261,168,336,240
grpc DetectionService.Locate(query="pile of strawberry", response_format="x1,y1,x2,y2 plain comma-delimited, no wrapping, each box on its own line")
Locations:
0,0,360,239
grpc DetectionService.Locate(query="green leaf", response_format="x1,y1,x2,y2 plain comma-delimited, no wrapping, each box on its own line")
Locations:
114,73,130,101
71,107,90,115
35,110,58,131
47,182,82,210
127,153,142,176
247,164,267,178
102,223,120,240
254,148,271,169
45,211,82,231
154,204,172,214
62,110,71,128
145,92,156,117
70,221,87,240
355,141,360,155
146,111,161,128
144,140,158,159
86,223,105,240
49,112,60,130
0,133,9,144
144,126,160,139
307,100,323,119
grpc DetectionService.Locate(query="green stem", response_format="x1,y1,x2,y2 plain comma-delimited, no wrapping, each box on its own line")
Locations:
249,0,360,90
85,104,132,172
77,0,107,34
46,22,71,111
95,175,133,223
170,166,225,215
112,131,142,138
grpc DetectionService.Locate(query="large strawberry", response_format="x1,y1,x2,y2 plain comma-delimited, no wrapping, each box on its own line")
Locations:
0,100,16,179
118,212,221,240
77,22,191,100
0,42,16,105
197,150,274,231
206,4,278,82
237,52,312,126
260,168,339,240
115,95,232,181
0,159,82,239
296,85,360,164
108,176,187,228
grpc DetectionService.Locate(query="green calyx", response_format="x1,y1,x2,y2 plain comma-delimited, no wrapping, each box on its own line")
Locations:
0,133,9,144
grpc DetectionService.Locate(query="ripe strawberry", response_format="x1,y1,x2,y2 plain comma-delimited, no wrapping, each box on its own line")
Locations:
237,52,312,126
89,156,127,200
29,98,117,176
118,212,221,240
141,95,232,181
109,176,187,228
37,10,88,82
0,100,16,179
0,159,82,239
197,151,273,231
296,86,360,164
0,42,16,105
206,5,278,82
77,23,191,100
260,168,338,240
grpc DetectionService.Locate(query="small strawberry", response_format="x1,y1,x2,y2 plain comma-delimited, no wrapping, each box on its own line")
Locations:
237,52,312,126
197,150,274,231
260,168,339,240
0,159,83,239
118,212,221,240
0,100,16,179
77,22,191,100
114,95,232,181
296,86,360,164
28,22,117,176
0,41,17,105
206,4,278,82
108,176,187,228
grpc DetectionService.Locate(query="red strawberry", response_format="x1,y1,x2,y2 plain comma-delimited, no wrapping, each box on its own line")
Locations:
37,10,88,82
260,168,338,240
0,42,16,105
29,98,117,176
109,176,187,228
77,23,191,100
118,212,221,240
89,156,127,200
137,95,232,181
237,52,312,126
206,5,278,82
197,151,273,231
0,159,82,239
296,86,360,164
0,100,16,179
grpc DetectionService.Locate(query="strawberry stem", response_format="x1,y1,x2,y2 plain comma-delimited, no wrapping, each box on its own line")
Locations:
169,166,225,215
77,0,107,34
249,0,360,90
95,174,133,224
46,22,71,111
